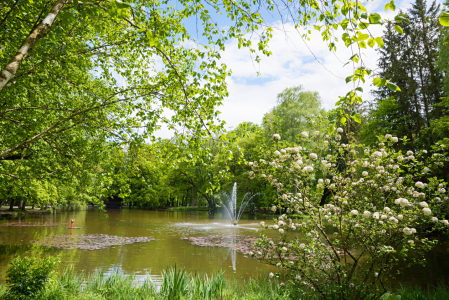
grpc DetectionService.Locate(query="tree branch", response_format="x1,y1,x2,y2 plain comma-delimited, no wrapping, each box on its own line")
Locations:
0,0,68,92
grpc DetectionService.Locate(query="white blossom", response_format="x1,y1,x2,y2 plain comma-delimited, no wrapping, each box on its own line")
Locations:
362,171,368,177
442,220,449,226
373,151,383,158
301,131,309,138
385,134,392,140
392,137,398,142
419,201,428,208
310,153,318,160
397,214,403,220
303,166,314,172
415,181,425,189
389,217,398,224
422,208,432,216
403,227,413,235
363,211,371,218
269,272,274,278
273,150,281,157
313,131,320,136
272,134,281,141
350,210,358,216
337,127,343,133
273,225,279,229
279,228,285,234
271,206,277,212
431,217,438,222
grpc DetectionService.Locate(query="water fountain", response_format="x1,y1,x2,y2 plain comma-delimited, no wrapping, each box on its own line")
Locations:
222,182,258,226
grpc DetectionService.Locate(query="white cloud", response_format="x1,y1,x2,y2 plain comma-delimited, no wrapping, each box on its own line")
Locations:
154,0,439,138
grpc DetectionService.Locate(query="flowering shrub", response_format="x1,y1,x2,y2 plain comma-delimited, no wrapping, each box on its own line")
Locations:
248,131,448,299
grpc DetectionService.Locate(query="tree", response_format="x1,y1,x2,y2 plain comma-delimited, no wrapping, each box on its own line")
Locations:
263,86,327,143
368,0,446,146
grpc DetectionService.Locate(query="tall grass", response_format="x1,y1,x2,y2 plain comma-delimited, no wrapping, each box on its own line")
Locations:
0,266,292,300
1,267,449,300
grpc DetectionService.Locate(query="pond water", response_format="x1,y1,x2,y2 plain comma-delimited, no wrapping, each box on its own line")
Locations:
0,209,277,283
0,208,448,287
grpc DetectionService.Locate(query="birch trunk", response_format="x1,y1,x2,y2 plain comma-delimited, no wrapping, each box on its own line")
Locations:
0,0,68,92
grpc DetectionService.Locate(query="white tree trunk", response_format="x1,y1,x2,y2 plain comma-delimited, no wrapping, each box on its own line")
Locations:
0,0,68,92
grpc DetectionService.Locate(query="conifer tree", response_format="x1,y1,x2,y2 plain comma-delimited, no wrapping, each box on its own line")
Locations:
366,0,446,147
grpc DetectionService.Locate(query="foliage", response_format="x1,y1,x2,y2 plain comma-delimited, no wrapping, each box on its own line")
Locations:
263,86,327,143
368,0,446,147
5,256,60,298
0,265,292,300
248,129,449,299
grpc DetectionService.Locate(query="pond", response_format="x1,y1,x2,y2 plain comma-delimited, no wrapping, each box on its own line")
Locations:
0,209,277,283
0,208,448,287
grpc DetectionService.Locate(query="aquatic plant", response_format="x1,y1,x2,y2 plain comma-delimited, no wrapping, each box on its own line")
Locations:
33,234,154,250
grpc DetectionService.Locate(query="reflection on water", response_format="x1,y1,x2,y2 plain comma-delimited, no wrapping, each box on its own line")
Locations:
1,209,449,287
0,209,276,282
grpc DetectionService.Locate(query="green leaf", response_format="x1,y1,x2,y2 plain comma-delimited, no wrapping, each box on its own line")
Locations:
395,14,410,24
369,13,382,24
373,77,387,87
390,1,396,11
345,76,353,83
340,117,347,125
353,113,362,123
355,87,363,92
116,0,132,8
359,22,369,29
387,82,401,91
384,3,390,11
394,25,403,34
375,37,384,48
368,38,375,47
440,13,449,27
358,4,367,12
358,41,367,48
355,33,369,42
341,19,349,30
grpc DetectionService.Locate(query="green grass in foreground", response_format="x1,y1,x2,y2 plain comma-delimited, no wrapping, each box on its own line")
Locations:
1,265,449,300
0,267,291,300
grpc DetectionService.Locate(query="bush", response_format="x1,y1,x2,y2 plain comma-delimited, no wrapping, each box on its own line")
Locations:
248,130,449,299
5,256,60,298
58,200,88,211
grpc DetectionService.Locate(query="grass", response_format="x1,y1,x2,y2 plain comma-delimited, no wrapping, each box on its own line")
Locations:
381,285,449,300
1,266,449,300
0,267,292,300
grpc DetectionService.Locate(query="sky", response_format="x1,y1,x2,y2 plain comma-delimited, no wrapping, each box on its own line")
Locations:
155,0,443,138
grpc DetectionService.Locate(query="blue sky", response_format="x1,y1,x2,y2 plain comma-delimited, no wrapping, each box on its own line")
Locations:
155,0,445,138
